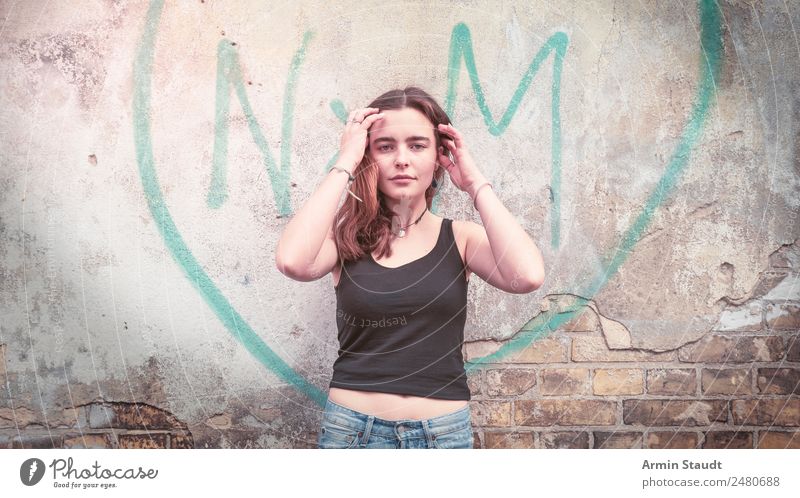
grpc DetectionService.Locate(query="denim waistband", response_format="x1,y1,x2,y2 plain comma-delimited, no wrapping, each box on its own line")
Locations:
322,397,472,439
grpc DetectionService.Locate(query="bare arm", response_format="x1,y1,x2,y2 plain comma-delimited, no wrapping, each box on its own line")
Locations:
463,187,545,293
275,107,385,281
274,162,353,281
437,123,545,293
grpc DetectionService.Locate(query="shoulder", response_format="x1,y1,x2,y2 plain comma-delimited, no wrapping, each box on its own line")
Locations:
449,219,480,277
451,219,483,243
450,218,484,256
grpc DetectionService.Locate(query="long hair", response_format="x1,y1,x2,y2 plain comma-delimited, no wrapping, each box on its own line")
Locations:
333,86,452,263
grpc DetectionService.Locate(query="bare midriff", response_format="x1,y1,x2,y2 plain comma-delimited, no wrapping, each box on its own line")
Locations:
328,387,469,421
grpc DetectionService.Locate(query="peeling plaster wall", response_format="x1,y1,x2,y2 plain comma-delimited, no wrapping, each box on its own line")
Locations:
1,0,798,448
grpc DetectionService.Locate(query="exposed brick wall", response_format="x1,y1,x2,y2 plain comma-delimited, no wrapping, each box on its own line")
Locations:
0,402,193,449
463,254,800,449
2,254,797,449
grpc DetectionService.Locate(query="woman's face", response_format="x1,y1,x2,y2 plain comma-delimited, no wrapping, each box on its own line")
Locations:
366,107,438,202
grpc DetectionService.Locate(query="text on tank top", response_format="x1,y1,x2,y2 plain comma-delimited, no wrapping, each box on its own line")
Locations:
330,218,471,400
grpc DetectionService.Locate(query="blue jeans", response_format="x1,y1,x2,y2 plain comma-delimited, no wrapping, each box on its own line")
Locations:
317,398,474,449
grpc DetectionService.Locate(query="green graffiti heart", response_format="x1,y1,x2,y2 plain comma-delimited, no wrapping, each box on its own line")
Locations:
133,0,722,403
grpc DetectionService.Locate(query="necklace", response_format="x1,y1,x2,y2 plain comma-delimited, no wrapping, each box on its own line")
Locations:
391,208,427,238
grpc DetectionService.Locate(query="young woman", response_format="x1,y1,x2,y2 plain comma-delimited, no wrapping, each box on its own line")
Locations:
275,87,545,449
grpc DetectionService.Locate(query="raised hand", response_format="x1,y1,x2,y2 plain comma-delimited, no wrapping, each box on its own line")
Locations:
339,107,384,173
436,123,487,196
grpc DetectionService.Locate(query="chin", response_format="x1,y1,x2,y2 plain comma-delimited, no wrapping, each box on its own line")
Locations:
382,188,421,201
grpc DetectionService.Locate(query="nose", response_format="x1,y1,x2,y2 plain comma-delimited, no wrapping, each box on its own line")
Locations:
394,145,410,166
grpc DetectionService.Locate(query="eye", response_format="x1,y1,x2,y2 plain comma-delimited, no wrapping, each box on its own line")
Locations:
377,144,393,152
410,144,426,151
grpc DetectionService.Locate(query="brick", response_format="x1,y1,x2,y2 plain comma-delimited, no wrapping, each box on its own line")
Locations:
539,431,590,448
0,406,41,428
678,335,783,362
593,432,643,449
464,340,503,362
63,433,111,449
504,337,568,364
702,431,753,449
470,401,512,427
593,369,643,395
483,430,535,449
765,303,800,330
715,302,763,332
69,406,90,429
572,337,676,362
732,399,800,426
757,431,800,449
115,403,187,430
89,402,186,430
540,368,590,395
646,432,699,449
169,433,193,449
88,404,114,429
786,334,800,361
623,400,728,426
763,275,800,300
599,315,632,349
472,431,481,449
465,337,567,364
44,406,90,429
647,369,697,395
752,272,791,299
516,400,617,426
11,434,62,449
484,368,536,396
118,433,168,448
466,369,482,395
557,307,598,333
701,369,754,395
757,368,800,395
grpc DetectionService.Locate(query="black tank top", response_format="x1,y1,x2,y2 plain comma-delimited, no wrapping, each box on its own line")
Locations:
330,218,471,400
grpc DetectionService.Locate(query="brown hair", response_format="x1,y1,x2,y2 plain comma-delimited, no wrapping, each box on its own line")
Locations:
333,86,452,263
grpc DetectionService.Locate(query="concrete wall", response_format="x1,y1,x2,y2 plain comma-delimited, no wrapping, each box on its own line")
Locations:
1,0,798,448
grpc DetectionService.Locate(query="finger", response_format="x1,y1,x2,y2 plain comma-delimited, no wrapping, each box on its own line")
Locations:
437,123,458,136
438,123,460,135
355,107,379,122
360,108,381,119
438,145,454,163
438,124,463,148
438,148,455,169
361,112,385,128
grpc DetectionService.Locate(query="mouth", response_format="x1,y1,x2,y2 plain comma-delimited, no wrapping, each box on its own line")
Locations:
390,175,416,181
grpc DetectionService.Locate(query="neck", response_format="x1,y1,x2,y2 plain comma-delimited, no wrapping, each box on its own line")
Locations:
385,195,428,226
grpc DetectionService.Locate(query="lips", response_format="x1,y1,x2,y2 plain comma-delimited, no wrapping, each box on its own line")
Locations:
390,175,415,180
